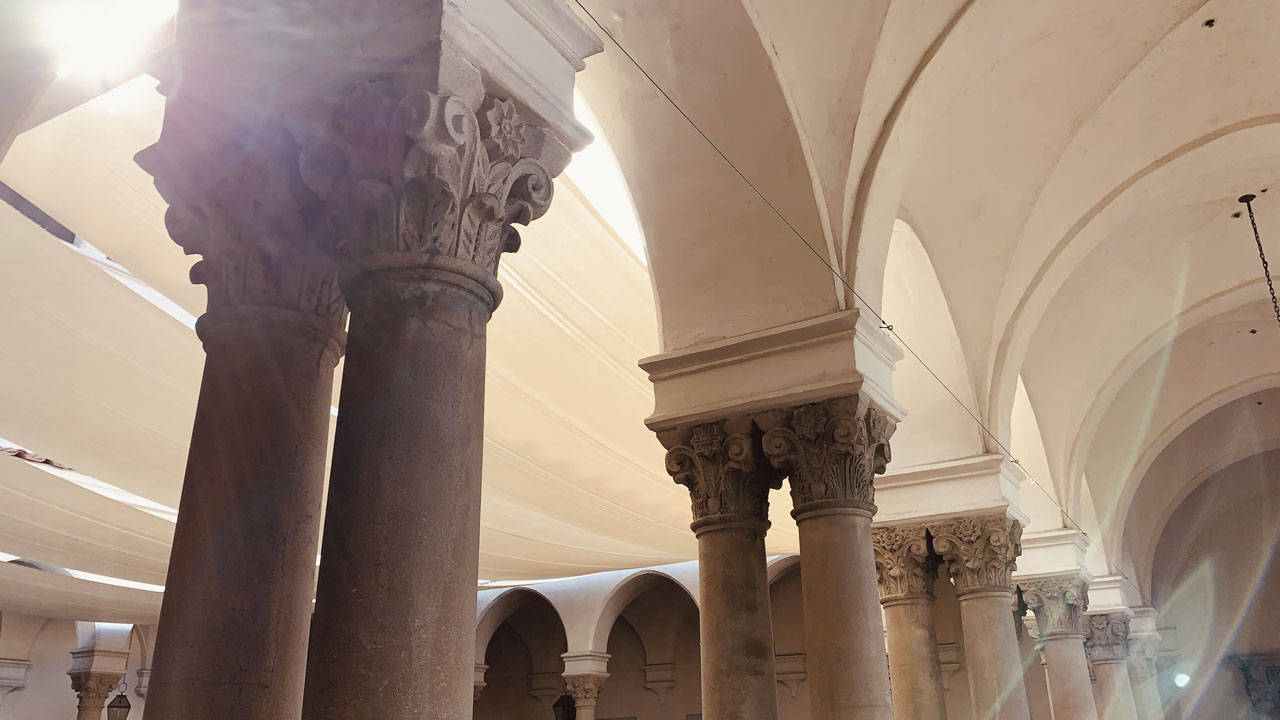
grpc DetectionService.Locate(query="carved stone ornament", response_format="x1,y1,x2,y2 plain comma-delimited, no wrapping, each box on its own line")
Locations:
564,674,607,707
661,417,782,530
1084,613,1130,664
69,671,121,704
1019,575,1089,639
298,82,555,286
137,120,347,326
1128,633,1161,680
760,396,894,514
872,524,937,600
927,514,1023,595
1233,653,1280,718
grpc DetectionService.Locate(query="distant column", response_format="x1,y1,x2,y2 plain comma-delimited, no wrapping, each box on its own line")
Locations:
1020,573,1098,720
873,523,947,720
1087,613,1141,720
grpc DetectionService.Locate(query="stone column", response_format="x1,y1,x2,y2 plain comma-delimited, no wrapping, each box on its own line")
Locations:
929,513,1031,720
299,83,563,720
1128,632,1165,720
660,417,783,720
1087,613,1141,720
759,397,894,720
1019,574,1098,720
136,122,346,720
872,524,947,720
564,675,607,720
70,672,123,720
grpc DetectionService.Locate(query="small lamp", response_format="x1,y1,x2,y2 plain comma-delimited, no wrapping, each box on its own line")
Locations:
106,681,131,720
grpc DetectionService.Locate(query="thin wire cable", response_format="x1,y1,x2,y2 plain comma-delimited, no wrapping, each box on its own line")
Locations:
573,0,1089,535
1241,195,1280,332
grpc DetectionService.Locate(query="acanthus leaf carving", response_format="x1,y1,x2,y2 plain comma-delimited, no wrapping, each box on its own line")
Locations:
872,524,937,600
563,674,607,706
1018,574,1089,638
759,396,894,512
927,514,1022,595
1084,612,1131,663
299,81,554,284
137,119,346,326
661,417,781,528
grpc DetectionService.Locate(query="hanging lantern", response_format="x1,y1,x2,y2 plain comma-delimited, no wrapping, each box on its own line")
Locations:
106,691,131,720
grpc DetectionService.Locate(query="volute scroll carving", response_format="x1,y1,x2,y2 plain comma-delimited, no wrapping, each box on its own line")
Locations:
298,81,556,305
1084,613,1131,663
927,514,1022,596
759,395,894,515
660,417,782,532
1018,575,1089,639
872,524,937,600
563,674,607,706
137,120,348,328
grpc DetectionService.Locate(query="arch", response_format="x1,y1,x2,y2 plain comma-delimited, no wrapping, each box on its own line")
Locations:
587,569,697,655
575,0,833,350
475,586,566,666
767,555,801,587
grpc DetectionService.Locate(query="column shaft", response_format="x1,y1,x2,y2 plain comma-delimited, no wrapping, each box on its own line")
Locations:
1131,673,1165,720
1093,661,1141,720
795,509,891,719
1041,635,1099,720
882,597,948,720
304,265,492,720
697,523,779,720
957,589,1032,720
145,310,341,720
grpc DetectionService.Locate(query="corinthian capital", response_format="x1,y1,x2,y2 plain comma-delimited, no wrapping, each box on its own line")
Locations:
298,81,557,305
1084,612,1131,663
872,524,936,601
564,674,607,708
137,120,347,328
927,514,1022,596
659,417,782,532
1018,574,1089,639
758,395,893,515
1128,633,1161,679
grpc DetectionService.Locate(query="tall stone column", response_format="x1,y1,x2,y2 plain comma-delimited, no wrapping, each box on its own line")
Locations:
759,396,894,720
70,672,122,720
564,674,607,720
872,524,947,720
1019,574,1098,720
1087,613,1141,720
929,513,1031,720
660,417,783,720
1128,632,1165,720
137,122,347,720
300,82,562,720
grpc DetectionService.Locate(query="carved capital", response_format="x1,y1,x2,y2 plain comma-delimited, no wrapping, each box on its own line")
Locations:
137,120,347,328
564,673,607,708
1084,612,1130,664
660,417,782,533
299,82,556,307
68,671,121,708
1128,634,1161,679
1233,653,1280,718
927,514,1022,596
1018,574,1089,638
872,524,937,601
760,396,893,516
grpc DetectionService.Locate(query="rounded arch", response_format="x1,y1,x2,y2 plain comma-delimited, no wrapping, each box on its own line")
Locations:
767,554,801,587
587,569,697,655
475,586,567,665
575,0,833,351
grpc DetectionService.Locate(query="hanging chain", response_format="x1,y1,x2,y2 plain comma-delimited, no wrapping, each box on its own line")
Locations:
1241,194,1280,332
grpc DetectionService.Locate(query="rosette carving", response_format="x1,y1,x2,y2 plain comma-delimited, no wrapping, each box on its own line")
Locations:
1084,613,1130,663
760,396,894,512
299,81,554,282
137,120,346,325
927,514,1022,595
661,417,782,528
872,524,937,600
1018,574,1089,638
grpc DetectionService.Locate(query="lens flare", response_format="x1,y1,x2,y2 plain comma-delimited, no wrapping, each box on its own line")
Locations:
1173,672,1190,688
40,0,177,79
